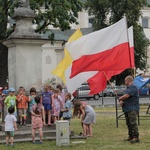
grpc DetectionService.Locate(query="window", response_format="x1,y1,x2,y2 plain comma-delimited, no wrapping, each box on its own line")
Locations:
88,18,94,28
142,18,149,28
79,85,90,90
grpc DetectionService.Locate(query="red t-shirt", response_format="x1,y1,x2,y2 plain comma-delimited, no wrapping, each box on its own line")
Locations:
16,94,28,109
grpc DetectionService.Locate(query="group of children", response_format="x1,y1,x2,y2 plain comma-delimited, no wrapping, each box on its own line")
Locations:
0,84,72,146
0,84,96,146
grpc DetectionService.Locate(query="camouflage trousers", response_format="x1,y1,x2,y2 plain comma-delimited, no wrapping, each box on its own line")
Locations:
124,111,139,138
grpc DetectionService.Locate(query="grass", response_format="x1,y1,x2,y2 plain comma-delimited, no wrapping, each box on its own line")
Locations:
1,106,150,150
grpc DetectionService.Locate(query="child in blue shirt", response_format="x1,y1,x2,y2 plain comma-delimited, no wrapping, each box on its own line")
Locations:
61,93,72,122
28,87,36,112
41,84,53,125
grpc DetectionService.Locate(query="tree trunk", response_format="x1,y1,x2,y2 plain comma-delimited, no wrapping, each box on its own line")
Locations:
0,43,8,87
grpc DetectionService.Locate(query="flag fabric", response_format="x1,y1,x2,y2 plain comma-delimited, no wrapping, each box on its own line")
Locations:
88,26,135,94
52,29,98,94
128,26,135,68
66,17,132,78
88,70,123,94
51,29,83,83
65,66,97,94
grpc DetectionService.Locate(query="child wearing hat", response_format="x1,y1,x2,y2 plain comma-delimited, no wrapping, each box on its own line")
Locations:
4,87,17,117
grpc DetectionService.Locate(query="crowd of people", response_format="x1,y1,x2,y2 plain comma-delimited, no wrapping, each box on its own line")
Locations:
0,84,96,146
0,75,140,146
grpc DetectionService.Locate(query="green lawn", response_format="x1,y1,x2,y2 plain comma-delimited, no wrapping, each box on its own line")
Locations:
1,106,150,150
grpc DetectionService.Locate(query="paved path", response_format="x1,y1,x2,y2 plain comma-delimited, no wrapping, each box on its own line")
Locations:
81,97,150,107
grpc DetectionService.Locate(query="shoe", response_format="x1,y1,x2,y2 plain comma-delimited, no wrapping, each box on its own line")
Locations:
79,132,83,136
79,134,87,137
10,144,15,147
33,141,36,144
24,120,26,126
37,141,42,144
124,137,133,141
5,144,9,146
130,138,140,143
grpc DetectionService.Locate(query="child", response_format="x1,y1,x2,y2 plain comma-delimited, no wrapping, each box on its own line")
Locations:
4,87,17,117
41,84,53,125
4,106,17,146
28,87,36,112
3,85,9,95
31,96,45,144
73,100,96,137
56,85,66,120
61,93,72,122
52,89,63,123
0,87,5,123
16,87,28,126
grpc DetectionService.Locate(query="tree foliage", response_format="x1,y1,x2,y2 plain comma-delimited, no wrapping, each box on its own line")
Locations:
85,0,149,84
30,0,83,33
85,0,110,29
0,0,83,86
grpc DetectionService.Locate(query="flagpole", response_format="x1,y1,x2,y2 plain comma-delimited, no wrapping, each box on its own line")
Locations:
103,71,118,97
134,67,136,78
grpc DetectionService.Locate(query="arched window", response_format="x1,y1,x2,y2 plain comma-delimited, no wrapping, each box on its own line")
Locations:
142,17,149,28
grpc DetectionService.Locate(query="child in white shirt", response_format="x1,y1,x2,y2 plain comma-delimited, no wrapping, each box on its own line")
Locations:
4,106,17,146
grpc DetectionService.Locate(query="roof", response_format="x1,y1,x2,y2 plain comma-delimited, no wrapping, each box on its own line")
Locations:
41,28,93,41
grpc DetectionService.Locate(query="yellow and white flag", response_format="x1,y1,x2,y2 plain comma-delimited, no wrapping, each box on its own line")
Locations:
52,29,83,84
52,29,98,93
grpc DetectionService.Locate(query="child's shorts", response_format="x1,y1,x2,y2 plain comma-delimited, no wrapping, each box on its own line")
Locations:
18,108,27,117
43,103,52,111
5,131,14,137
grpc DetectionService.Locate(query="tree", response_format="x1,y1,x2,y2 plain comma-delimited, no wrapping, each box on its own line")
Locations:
85,0,110,29
85,0,149,84
0,0,83,86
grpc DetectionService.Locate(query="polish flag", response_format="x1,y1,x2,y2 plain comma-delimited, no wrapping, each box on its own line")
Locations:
88,26,135,94
66,17,132,78
52,29,98,94
128,26,135,68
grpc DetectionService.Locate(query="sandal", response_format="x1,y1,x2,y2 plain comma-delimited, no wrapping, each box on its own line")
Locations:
80,134,87,137
79,132,83,136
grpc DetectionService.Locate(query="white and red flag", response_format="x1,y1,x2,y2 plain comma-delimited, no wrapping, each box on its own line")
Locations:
87,26,135,94
66,17,132,79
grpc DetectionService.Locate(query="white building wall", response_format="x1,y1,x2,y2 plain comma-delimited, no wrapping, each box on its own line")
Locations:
140,7,150,74
42,41,64,85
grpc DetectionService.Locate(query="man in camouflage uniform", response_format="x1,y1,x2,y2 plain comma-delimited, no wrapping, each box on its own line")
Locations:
119,75,140,143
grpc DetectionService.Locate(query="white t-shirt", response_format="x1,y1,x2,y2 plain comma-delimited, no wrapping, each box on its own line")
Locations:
4,114,17,131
